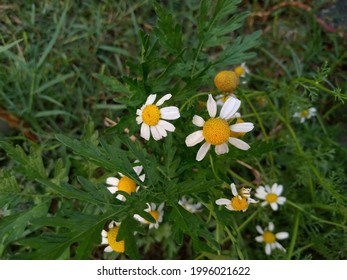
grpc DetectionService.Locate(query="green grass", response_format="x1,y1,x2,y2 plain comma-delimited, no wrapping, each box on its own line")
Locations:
0,0,346,260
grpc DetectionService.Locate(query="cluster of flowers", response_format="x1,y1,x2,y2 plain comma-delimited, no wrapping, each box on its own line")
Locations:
100,64,288,256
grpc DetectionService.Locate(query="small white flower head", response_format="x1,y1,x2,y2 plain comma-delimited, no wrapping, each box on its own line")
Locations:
106,161,145,201
255,183,286,211
185,94,254,161
293,107,317,123
234,62,250,78
178,196,203,213
101,220,124,253
136,94,180,140
255,222,289,255
133,202,165,229
215,183,258,212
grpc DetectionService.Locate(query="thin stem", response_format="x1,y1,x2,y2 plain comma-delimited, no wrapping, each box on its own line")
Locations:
286,210,300,259
179,92,209,112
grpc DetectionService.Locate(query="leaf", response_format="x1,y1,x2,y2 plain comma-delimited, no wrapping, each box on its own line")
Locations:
94,73,132,95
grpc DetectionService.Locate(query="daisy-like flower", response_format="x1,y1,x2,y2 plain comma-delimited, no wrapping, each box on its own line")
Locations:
234,62,250,78
133,202,164,229
101,221,125,253
255,183,286,211
185,94,254,161
106,162,145,201
215,183,258,212
136,94,180,140
293,107,317,123
178,196,203,213
255,222,289,255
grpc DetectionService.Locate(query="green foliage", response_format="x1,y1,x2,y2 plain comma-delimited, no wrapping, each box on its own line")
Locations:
0,0,346,260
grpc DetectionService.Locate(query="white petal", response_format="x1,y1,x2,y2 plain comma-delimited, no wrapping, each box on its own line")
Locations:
230,122,254,133
248,198,258,204
145,94,156,105
136,115,143,124
101,230,107,237
158,202,165,212
156,93,172,106
155,123,168,138
265,244,272,255
268,222,274,231
276,232,289,240
106,177,119,186
215,143,229,155
133,165,143,176
104,246,113,252
225,204,234,211
185,130,204,147
265,185,271,193
215,198,230,206
160,106,180,120
107,186,118,194
101,237,108,245
270,203,278,211
139,174,146,182
228,137,250,150
196,142,211,161
133,214,145,224
261,201,268,207
255,191,266,200
277,197,286,204
230,183,238,196
273,184,283,195
192,115,205,127
256,225,264,234
275,242,286,251
158,120,175,132
255,236,263,243
220,97,241,120
140,123,150,140
116,194,126,201
207,94,217,118
150,126,162,140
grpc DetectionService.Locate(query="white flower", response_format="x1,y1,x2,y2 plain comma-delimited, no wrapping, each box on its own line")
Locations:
101,220,124,253
215,183,258,212
255,183,286,211
234,62,250,78
106,162,145,201
255,222,289,255
133,202,165,229
185,94,254,161
293,107,317,123
136,94,180,140
178,196,203,213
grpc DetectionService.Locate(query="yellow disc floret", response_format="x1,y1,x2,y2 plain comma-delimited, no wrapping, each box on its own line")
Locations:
300,110,309,118
263,231,276,244
145,210,159,224
107,226,125,253
231,196,248,211
265,193,278,203
234,65,245,77
203,118,230,145
117,176,137,195
214,70,240,92
142,105,160,126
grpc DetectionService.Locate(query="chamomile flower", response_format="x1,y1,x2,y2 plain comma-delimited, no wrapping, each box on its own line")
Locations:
215,183,258,212
234,62,250,78
101,221,125,253
255,222,289,255
293,107,317,123
178,196,203,213
106,162,145,201
255,183,286,211
136,94,180,140
134,202,165,229
185,94,254,161
214,70,240,92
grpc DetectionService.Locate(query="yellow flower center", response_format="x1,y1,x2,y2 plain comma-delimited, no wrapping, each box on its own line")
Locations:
117,176,137,195
142,105,160,126
263,231,276,244
234,65,245,77
203,118,230,145
265,193,278,203
231,196,248,211
300,110,309,118
214,70,240,92
145,210,159,224
107,227,125,253
229,117,246,138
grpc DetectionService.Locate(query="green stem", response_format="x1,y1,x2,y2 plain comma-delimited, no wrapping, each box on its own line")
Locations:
286,210,300,259
210,154,221,181
179,92,209,112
